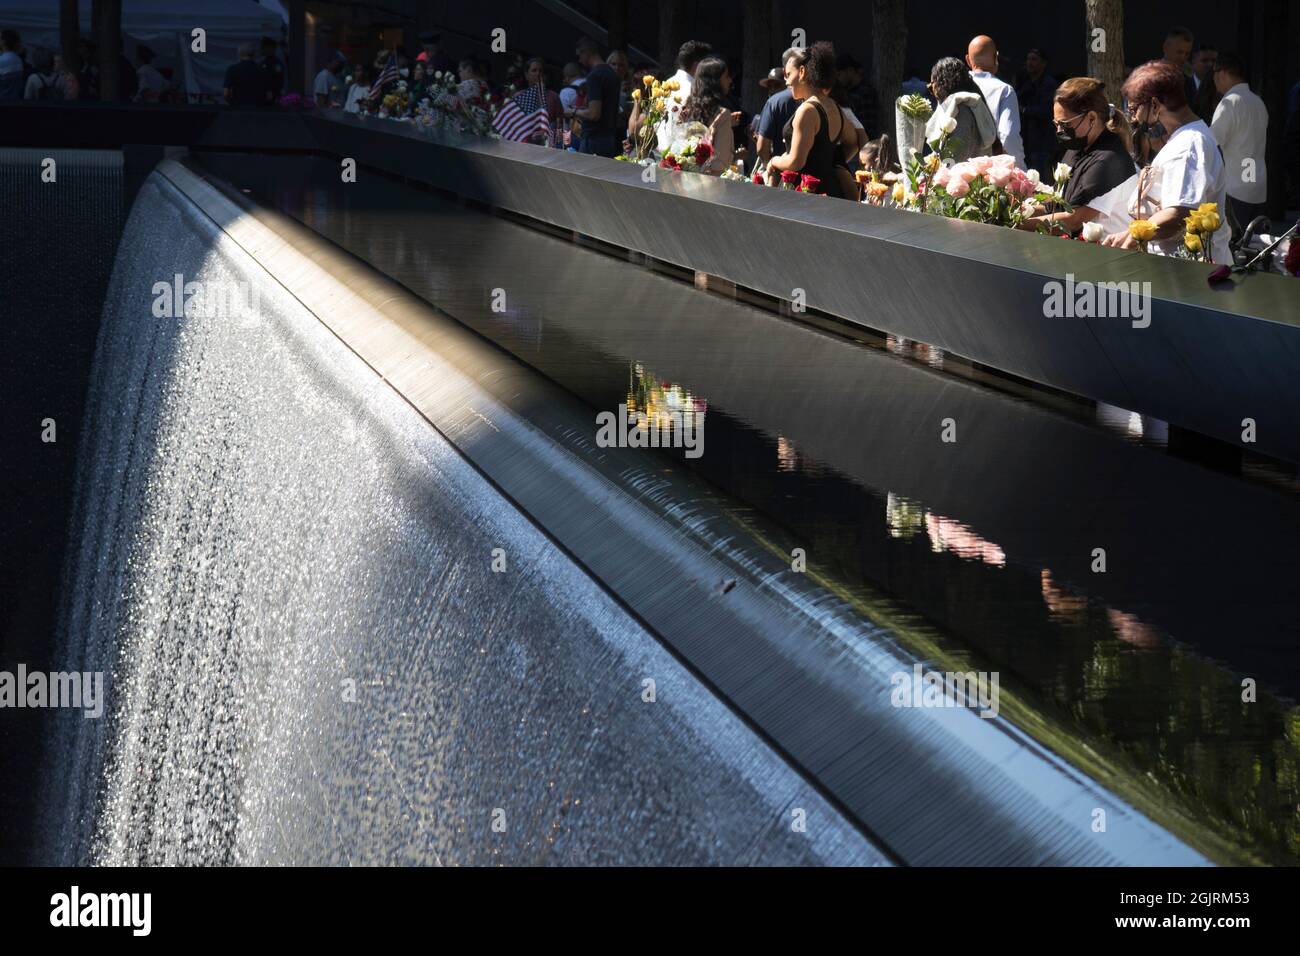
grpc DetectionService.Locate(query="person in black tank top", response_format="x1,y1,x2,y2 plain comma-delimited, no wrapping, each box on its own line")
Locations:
765,41,846,199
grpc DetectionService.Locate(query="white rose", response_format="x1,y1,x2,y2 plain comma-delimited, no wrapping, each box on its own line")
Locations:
1053,162,1072,184
940,115,957,135
434,71,443,80
1081,221,1105,242
1026,168,1041,185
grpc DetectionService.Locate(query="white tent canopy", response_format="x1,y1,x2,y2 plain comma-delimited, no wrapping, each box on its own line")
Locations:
0,0,285,98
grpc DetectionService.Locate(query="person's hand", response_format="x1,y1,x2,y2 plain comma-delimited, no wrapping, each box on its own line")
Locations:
730,110,742,127
1102,230,1137,249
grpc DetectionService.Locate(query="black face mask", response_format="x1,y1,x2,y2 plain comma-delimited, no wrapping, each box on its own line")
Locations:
1056,115,1094,150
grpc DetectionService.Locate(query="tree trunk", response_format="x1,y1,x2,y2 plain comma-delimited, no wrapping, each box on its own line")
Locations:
1085,0,1124,98
59,0,79,72
658,0,686,77
98,0,120,102
742,0,771,116
871,0,906,136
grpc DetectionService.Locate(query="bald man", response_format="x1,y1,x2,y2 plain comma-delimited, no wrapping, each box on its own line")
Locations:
965,35,1025,168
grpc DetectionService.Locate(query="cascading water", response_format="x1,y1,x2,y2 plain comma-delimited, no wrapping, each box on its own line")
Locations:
39,169,887,866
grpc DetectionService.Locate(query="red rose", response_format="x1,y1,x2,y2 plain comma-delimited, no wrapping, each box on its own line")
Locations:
1285,238,1300,277
780,169,800,185
752,172,764,184
658,154,681,171
799,174,820,193
694,142,713,164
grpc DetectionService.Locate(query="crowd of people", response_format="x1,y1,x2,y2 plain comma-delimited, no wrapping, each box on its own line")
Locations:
461,25,1290,263
4,18,1296,265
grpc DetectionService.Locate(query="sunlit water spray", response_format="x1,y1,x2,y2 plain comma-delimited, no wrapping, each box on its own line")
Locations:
40,171,886,867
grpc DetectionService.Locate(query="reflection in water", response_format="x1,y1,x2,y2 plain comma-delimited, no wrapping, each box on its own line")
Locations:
200,152,1300,864
887,493,1006,567
626,362,706,437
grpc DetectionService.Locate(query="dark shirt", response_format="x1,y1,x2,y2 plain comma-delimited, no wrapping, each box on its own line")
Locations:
224,59,268,107
1016,71,1058,156
758,88,798,155
260,55,284,99
581,62,620,135
1061,128,1136,207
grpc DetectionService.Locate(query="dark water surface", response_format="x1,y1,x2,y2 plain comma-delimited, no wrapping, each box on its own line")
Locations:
196,152,1300,863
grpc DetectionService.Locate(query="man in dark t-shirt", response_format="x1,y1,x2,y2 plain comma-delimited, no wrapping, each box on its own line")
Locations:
224,42,269,107
756,87,798,166
567,36,621,157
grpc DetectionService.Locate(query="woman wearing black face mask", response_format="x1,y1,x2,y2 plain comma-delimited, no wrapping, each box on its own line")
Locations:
1020,77,1135,234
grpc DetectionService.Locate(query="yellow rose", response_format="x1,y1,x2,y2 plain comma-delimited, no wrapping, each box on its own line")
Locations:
642,74,654,86
924,153,941,174
892,182,905,203
1199,211,1221,233
1184,232,1202,253
1184,213,1201,234
1128,219,1157,243
631,89,641,101
1197,202,1217,213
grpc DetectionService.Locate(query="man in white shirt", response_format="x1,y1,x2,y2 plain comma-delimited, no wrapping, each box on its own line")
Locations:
965,35,1025,169
1211,52,1270,240
558,62,584,112
656,39,712,155
313,52,346,108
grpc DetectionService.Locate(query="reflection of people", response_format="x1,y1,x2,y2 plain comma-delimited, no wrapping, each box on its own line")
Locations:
225,42,270,107
1091,60,1229,262
313,51,345,108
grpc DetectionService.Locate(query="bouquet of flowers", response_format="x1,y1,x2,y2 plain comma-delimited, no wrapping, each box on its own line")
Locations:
895,93,933,168
659,122,713,172
929,155,1042,226
1180,202,1222,262
632,74,682,161
410,71,500,137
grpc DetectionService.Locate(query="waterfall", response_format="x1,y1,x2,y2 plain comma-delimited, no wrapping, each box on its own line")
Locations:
40,169,885,867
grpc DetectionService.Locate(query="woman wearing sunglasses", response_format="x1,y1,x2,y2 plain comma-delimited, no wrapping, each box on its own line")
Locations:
1020,77,1135,235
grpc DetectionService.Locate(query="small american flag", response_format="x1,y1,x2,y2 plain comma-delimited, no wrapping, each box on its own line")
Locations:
493,84,550,143
368,52,398,106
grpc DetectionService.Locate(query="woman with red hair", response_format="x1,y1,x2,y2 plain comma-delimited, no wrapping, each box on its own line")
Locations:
1088,59,1231,262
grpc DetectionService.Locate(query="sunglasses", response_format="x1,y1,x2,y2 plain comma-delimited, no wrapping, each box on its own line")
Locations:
1053,113,1084,131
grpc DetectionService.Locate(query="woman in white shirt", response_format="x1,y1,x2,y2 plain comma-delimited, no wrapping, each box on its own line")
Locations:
678,57,734,173
1091,59,1230,263
343,65,370,113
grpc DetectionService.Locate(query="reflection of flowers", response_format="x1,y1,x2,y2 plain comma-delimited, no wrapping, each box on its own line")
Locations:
627,363,706,434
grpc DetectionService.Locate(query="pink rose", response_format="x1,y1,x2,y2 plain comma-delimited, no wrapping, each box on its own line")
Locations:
988,165,1013,187
970,156,994,175
947,176,970,198
932,166,949,188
